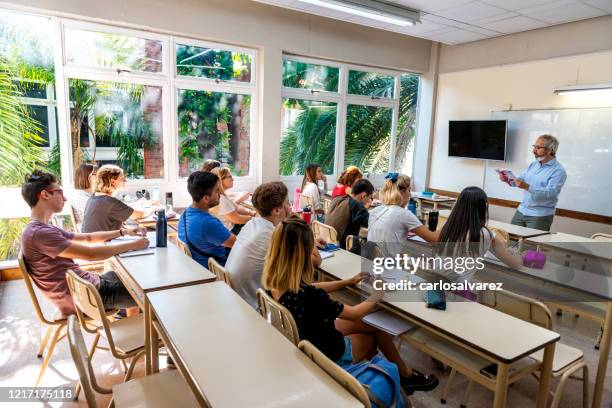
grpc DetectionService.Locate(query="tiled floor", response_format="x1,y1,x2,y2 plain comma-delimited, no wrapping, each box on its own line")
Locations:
1,279,610,407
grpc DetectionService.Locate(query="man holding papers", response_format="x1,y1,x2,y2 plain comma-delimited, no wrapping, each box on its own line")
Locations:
499,134,567,231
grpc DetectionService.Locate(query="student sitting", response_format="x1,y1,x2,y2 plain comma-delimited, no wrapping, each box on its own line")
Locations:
201,159,221,172
331,166,363,198
300,163,327,213
263,216,439,395
81,165,151,233
368,173,438,254
434,186,522,285
69,163,97,225
178,171,236,267
20,171,149,316
209,167,255,234
325,179,374,248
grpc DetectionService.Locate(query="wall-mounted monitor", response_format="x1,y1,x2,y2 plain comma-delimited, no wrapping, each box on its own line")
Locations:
448,120,507,161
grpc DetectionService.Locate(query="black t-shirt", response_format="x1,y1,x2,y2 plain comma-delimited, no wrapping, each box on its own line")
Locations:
81,194,134,233
278,284,345,361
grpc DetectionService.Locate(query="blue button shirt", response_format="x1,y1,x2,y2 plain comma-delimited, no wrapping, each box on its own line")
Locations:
178,206,231,267
517,158,567,217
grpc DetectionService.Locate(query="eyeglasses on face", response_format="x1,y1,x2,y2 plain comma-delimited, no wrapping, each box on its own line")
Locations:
532,144,548,150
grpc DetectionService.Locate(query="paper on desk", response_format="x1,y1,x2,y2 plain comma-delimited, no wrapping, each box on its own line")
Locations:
110,236,156,248
320,251,335,260
118,248,154,257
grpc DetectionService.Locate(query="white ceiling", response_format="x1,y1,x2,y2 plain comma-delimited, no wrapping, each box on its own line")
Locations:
253,0,612,44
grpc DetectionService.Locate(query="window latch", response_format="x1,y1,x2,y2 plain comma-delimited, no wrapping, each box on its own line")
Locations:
116,68,132,75
310,89,319,95
371,95,381,100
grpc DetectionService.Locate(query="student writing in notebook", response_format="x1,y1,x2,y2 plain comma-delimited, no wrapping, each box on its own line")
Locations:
263,216,439,395
178,171,236,267
20,171,148,316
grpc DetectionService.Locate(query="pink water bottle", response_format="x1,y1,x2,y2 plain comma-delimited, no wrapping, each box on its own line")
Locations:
293,187,302,212
522,250,546,269
302,206,312,224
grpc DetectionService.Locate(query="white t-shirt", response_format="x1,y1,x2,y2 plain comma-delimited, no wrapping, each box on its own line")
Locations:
434,228,495,283
300,182,321,210
210,194,237,230
225,217,275,308
367,204,422,244
69,189,92,225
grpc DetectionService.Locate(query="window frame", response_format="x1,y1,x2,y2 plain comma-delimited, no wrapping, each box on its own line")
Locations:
280,54,411,181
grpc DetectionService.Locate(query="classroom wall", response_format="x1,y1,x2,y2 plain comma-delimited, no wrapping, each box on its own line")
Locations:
430,17,612,237
2,0,432,207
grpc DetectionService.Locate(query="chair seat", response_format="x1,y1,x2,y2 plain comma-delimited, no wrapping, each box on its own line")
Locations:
529,342,583,374
100,314,145,354
113,370,199,408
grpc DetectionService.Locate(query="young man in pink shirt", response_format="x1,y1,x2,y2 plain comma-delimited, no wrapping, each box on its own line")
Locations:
21,170,149,316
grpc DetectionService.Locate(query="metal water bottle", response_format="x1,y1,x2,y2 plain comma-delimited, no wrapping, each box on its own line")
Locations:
407,199,417,215
428,210,439,232
165,192,174,213
156,209,167,248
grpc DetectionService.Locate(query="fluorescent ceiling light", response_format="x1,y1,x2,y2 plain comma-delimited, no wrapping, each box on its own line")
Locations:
554,83,612,96
298,0,420,26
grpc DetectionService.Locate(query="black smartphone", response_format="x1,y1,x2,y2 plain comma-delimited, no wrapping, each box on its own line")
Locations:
480,363,497,379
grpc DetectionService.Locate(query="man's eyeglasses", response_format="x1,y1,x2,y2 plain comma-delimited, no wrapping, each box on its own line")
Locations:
532,144,548,150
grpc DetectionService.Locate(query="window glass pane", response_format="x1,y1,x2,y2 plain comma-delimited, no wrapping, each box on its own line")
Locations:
177,89,251,177
344,105,392,174
69,79,164,179
394,74,419,176
282,60,339,92
348,70,395,98
26,105,50,147
279,99,336,176
65,28,163,73
13,81,47,98
176,44,252,82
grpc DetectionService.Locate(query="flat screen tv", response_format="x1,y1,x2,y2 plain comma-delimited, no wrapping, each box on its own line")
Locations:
448,120,507,161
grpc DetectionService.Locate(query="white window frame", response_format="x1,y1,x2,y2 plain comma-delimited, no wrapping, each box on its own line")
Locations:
280,54,412,182
14,79,58,150
172,36,258,183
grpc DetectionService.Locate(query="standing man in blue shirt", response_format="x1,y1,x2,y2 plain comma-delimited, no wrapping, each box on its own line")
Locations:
501,134,567,231
178,171,236,267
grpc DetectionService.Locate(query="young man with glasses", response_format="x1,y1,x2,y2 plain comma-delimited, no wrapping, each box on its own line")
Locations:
21,170,150,316
499,134,567,231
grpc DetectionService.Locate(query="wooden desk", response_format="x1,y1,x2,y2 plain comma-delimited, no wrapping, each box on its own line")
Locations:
148,282,363,408
412,193,456,211
318,250,560,408
109,239,216,374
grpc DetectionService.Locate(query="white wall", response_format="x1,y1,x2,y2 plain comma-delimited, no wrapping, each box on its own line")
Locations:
1,0,432,207
430,47,612,237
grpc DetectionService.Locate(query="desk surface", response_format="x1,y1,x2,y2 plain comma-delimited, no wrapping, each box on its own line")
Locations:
526,232,596,243
412,193,456,202
439,209,549,238
149,282,362,408
112,239,215,293
320,250,559,363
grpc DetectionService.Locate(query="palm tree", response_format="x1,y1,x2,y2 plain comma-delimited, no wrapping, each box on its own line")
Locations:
279,71,419,175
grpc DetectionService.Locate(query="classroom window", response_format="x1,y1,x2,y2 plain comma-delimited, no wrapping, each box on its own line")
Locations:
176,43,252,82
282,59,339,93
348,70,395,99
177,89,251,177
68,79,164,179
344,105,393,174
65,27,163,73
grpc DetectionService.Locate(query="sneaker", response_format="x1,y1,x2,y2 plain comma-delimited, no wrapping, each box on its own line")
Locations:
166,356,176,369
401,370,439,395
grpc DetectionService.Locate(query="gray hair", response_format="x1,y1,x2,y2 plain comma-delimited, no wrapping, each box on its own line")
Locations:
538,134,559,156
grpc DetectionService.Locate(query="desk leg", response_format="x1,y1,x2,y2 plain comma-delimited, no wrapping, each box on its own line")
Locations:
536,342,555,408
493,363,509,408
144,298,151,375
433,202,438,211
151,314,159,374
592,301,612,408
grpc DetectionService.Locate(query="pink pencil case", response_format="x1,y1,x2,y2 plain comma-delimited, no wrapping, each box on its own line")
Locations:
522,250,546,269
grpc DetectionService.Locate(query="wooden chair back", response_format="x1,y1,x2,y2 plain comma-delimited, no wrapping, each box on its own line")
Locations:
489,227,510,245
208,257,235,289
299,194,315,210
70,205,81,233
66,315,100,408
312,221,338,244
298,340,371,408
18,252,61,325
481,289,552,330
176,239,192,258
256,288,300,345
591,233,612,242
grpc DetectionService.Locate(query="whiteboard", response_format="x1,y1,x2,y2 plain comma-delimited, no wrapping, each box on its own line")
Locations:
483,108,612,217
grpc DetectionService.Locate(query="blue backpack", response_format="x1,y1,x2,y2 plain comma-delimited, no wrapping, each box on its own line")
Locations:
344,355,407,408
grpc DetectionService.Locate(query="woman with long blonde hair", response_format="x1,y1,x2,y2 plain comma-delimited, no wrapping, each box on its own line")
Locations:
367,173,438,245
210,167,255,233
81,165,151,232
263,215,439,395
